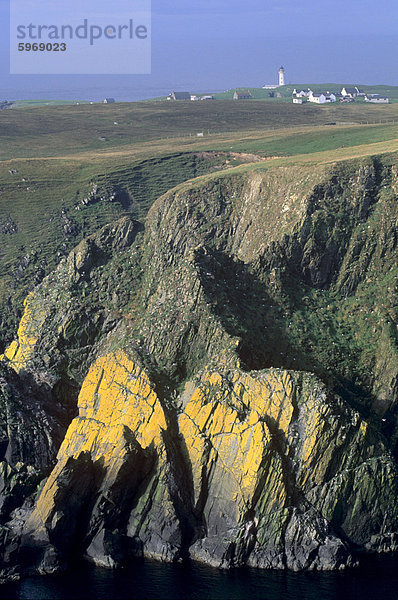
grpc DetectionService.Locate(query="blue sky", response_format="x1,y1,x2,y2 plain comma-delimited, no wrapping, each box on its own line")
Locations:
1,0,398,100
154,0,397,36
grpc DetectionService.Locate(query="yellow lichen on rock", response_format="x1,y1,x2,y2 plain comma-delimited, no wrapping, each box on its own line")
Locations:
301,407,323,465
26,350,167,533
179,369,296,515
3,293,48,372
297,393,340,486
60,350,166,463
240,371,295,435
21,357,392,569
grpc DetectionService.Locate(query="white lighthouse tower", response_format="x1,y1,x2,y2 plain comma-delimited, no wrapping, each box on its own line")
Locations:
279,66,285,87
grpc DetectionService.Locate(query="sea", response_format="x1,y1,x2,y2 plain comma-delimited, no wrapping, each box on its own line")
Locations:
0,84,224,104
0,554,398,600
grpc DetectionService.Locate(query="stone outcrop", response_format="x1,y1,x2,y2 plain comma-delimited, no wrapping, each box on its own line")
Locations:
20,353,398,572
0,156,397,577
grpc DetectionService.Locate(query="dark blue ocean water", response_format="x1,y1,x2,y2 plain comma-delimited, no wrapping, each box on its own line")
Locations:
1,555,398,600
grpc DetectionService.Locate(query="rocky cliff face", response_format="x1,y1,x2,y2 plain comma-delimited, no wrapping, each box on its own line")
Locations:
19,353,398,572
0,156,397,578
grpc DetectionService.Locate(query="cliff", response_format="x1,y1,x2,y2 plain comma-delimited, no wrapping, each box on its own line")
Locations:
19,353,398,572
0,155,397,578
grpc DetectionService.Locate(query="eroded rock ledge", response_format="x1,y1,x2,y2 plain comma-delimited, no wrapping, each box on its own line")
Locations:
18,351,398,573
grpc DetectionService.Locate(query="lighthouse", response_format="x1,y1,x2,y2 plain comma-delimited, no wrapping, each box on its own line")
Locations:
279,66,285,87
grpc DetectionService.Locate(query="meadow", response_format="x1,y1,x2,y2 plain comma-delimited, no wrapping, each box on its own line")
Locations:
2,99,398,159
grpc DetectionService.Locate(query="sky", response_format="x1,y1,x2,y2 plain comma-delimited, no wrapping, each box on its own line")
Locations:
1,0,398,100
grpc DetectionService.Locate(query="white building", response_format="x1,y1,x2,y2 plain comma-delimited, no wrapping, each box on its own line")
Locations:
263,65,286,89
279,66,285,86
341,86,365,98
293,89,311,98
341,87,358,98
308,91,336,104
364,94,389,104
292,97,303,104
190,95,199,101
308,93,326,104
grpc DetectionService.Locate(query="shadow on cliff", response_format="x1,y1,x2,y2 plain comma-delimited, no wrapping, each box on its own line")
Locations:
194,248,375,418
160,401,207,559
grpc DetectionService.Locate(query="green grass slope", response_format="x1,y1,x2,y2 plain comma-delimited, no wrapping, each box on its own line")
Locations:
0,151,239,347
2,101,398,160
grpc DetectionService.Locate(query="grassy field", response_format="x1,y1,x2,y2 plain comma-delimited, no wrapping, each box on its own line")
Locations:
219,122,398,157
10,99,91,109
2,100,398,160
1,97,398,345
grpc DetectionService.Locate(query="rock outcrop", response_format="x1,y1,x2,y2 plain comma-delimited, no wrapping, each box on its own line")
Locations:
0,155,397,577
20,354,398,572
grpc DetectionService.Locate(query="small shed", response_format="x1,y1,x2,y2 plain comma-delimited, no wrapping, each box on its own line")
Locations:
103,98,115,103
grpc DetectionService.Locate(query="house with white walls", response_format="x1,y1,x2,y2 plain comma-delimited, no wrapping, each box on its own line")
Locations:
364,94,389,103
308,91,336,104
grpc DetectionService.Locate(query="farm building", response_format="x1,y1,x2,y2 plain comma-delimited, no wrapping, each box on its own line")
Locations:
364,94,389,103
168,91,191,101
233,90,253,100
